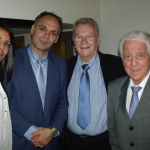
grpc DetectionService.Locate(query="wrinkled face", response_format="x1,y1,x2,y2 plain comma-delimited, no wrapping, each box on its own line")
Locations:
0,27,11,62
73,23,100,63
121,39,150,85
31,15,60,56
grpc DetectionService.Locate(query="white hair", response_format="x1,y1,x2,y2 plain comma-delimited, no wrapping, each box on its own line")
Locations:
119,31,150,56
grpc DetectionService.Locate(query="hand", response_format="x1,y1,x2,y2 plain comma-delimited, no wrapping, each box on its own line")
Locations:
29,127,52,148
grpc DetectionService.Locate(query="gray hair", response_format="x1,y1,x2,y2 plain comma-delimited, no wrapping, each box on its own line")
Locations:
119,31,150,56
72,18,99,37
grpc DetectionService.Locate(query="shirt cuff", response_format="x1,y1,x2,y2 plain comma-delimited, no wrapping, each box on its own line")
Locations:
24,125,38,140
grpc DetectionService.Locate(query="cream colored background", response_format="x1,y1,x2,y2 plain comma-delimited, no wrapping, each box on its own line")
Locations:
1,0,150,55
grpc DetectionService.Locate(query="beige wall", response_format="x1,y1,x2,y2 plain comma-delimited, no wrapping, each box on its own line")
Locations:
0,0,100,25
3,0,149,56
99,0,150,55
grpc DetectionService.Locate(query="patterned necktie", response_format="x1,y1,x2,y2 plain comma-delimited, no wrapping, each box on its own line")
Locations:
36,58,45,109
129,86,142,119
77,64,91,130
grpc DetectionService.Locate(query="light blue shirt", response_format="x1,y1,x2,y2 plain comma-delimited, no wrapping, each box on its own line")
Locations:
67,53,108,136
24,44,48,140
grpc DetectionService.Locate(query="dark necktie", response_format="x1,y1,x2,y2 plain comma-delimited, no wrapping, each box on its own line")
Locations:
77,64,91,130
36,58,45,109
129,86,142,119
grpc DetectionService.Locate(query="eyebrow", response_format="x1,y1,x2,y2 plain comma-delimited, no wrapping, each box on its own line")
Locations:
39,25,59,35
0,36,11,43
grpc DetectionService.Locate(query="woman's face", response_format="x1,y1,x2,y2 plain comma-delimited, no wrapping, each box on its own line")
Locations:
0,27,11,62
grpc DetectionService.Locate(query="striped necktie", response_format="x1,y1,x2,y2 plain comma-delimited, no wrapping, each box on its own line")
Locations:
77,64,91,130
129,86,142,119
36,58,45,109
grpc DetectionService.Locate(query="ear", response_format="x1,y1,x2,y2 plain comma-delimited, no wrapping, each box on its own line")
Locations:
120,54,123,59
54,36,59,43
72,37,74,41
31,25,35,34
97,35,100,46
120,54,124,66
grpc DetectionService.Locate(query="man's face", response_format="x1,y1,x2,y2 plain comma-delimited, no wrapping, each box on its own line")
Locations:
31,15,60,57
0,27,11,62
121,39,150,85
73,23,100,63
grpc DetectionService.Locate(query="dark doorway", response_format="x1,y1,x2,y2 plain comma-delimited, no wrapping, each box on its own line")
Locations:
51,31,73,59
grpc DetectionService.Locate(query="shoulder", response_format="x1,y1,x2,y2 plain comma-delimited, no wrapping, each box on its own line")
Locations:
67,55,78,74
67,55,77,65
98,51,122,64
48,51,67,66
98,51,126,75
16,46,27,54
109,76,128,88
14,46,27,59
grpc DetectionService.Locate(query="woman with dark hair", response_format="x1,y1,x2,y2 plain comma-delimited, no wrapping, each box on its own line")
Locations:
0,22,15,150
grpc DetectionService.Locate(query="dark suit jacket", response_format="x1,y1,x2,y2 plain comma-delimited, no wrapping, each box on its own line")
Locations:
108,76,150,150
60,51,126,149
4,46,68,150
67,51,126,92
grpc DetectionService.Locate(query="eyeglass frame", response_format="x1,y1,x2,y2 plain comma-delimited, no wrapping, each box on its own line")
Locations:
73,34,98,42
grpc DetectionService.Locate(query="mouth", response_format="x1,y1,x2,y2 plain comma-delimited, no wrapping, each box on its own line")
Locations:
40,40,48,45
81,46,89,49
131,69,140,74
40,38,49,45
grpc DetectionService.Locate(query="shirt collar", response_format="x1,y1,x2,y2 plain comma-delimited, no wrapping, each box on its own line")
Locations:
77,52,98,68
27,44,48,64
129,70,150,88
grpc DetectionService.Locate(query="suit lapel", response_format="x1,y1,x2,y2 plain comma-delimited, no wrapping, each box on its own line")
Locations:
44,53,57,114
98,51,110,93
21,47,42,106
119,77,130,119
67,55,77,87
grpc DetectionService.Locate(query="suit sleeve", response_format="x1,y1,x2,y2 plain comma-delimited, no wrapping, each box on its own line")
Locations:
107,82,120,150
4,80,33,138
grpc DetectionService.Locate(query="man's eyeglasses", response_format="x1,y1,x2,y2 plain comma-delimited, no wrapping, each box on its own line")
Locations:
74,34,96,42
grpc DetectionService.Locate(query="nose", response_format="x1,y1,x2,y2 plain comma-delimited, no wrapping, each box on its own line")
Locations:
131,56,138,66
44,31,50,38
81,37,88,44
0,42,4,50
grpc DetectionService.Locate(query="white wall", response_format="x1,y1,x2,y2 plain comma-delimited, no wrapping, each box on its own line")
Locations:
0,0,100,25
99,0,150,55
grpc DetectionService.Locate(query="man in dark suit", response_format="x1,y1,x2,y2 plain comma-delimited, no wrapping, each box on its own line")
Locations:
62,18,126,150
108,31,150,150
4,11,68,150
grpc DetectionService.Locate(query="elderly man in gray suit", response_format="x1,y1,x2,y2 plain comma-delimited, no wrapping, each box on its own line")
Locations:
108,31,150,150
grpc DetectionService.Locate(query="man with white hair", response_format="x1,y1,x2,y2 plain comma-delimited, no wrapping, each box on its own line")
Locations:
108,31,150,150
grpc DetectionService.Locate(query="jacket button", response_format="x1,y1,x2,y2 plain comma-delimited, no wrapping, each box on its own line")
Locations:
129,127,133,130
130,143,134,146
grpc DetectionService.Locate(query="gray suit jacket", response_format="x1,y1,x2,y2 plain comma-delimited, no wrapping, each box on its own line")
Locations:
108,76,150,150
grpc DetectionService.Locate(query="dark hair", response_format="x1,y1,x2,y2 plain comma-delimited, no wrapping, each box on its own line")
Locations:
0,22,15,82
34,11,63,33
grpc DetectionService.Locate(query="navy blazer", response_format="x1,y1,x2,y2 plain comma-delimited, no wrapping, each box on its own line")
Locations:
4,45,68,150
